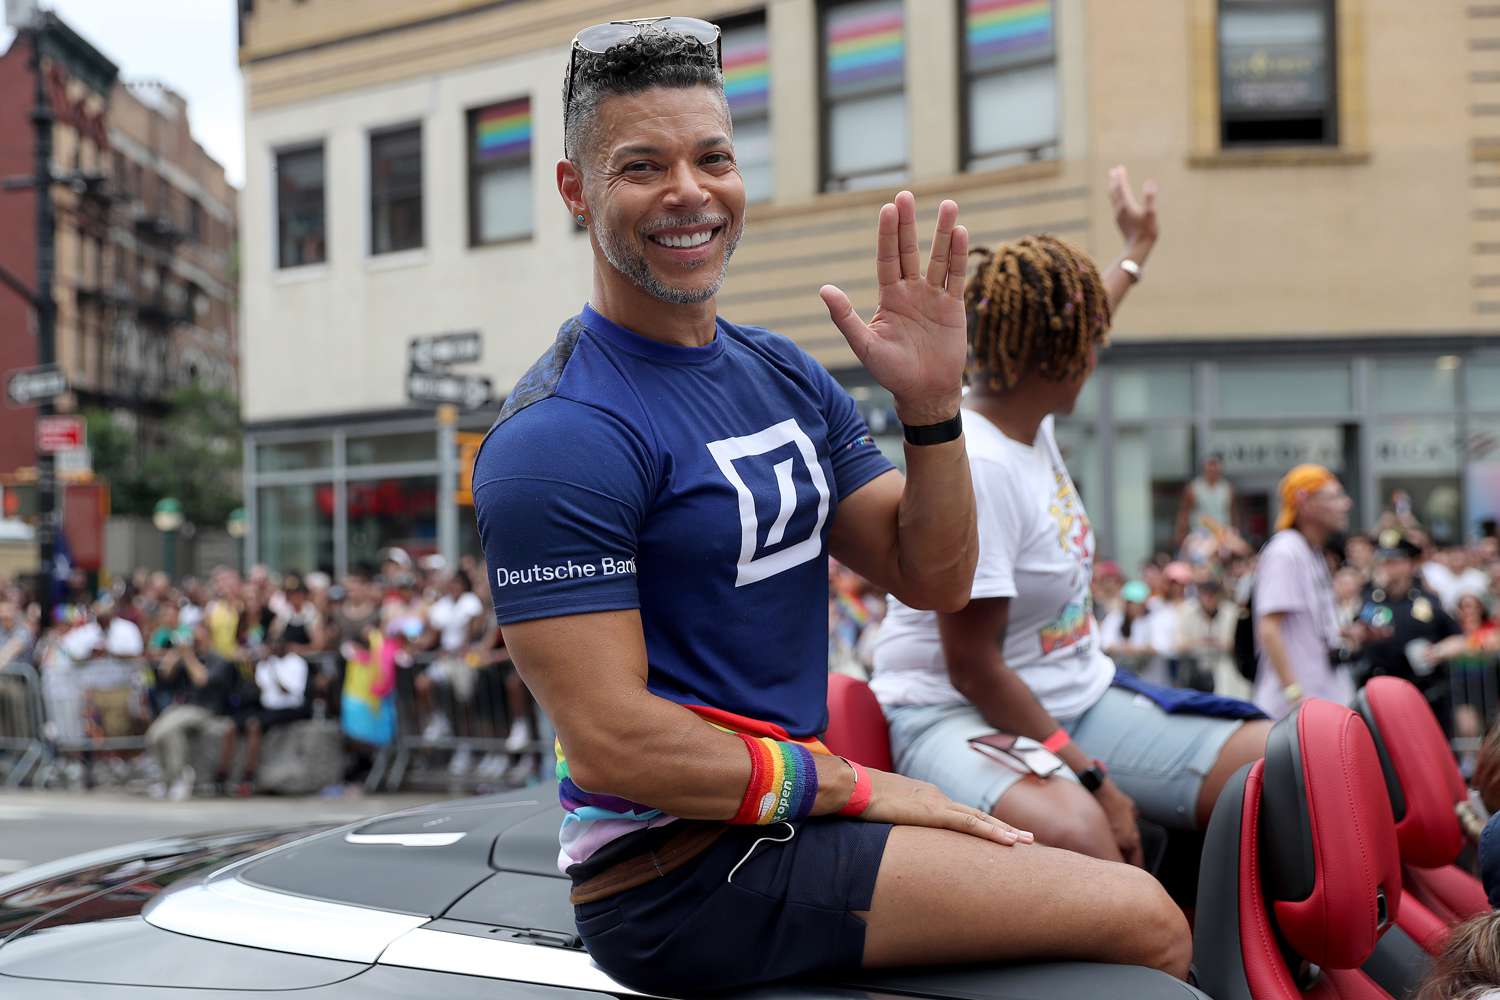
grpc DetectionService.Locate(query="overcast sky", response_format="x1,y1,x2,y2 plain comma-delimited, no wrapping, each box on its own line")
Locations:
2,0,244,187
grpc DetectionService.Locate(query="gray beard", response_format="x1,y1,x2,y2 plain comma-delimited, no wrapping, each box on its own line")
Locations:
596,217,743,306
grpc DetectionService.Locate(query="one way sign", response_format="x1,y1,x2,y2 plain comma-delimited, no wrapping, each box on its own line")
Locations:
406,368,493,411
6,365,68,407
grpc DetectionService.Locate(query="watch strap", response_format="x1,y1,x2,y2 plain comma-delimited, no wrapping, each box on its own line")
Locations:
902,410,963,446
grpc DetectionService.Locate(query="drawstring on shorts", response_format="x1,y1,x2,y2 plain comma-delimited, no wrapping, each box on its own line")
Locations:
726,821,796,884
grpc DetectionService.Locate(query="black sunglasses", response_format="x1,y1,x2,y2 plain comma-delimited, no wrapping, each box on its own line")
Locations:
564,16,722,114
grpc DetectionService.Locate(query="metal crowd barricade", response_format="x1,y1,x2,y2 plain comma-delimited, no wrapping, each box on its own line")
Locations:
35,656,152,787
376,649,553,793
0,662,47,787
1446,652,1500,756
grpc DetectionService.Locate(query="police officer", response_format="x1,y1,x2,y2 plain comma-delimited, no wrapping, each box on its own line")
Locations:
1360,531,1461,726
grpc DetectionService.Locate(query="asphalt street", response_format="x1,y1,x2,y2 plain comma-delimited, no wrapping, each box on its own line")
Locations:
0,789,448,877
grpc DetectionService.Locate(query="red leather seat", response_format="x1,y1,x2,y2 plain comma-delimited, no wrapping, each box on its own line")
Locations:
1194,700,1404,1000
1355,677,1488,952
823,674,893,772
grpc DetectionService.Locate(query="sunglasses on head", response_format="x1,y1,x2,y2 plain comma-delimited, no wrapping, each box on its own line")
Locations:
564,16,722,113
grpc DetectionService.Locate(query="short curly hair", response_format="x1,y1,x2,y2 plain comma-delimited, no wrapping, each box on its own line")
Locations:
563,27,725,165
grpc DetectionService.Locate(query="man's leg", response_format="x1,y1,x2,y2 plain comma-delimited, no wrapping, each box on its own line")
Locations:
992,774,1122,862
147,705,201,786
1194,719,1271,827
859,826,1190,976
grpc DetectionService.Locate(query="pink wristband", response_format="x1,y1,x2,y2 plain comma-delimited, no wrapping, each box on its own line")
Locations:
838,757,873,817
1041,728,1071,754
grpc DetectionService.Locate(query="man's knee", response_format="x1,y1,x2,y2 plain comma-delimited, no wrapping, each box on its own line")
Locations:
1117,868,1192,979
1019,808,1117,861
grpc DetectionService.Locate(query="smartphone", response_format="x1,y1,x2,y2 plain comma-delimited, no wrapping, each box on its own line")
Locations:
968,733,1065,779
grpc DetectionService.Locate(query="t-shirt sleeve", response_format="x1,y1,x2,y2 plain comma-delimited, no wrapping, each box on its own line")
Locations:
471,398,652,626
804,352,895,500
970,456,1025,600
1254,540,1306,616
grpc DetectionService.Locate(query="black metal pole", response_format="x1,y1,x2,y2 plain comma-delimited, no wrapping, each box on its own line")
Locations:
30,26,57,629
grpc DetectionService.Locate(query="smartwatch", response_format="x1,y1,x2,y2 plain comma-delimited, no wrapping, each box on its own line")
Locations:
1077,760,1108,794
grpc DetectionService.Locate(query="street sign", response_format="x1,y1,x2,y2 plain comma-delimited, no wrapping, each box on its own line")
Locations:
407,368,493,411
6,365,67,407
409,331,482,370
56,446,92,479
36,415,84,453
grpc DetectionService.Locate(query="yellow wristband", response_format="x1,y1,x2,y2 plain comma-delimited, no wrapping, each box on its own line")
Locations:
1283,682,1304,703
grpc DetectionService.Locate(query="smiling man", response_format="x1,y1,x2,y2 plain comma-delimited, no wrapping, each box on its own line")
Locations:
471,16,1189,995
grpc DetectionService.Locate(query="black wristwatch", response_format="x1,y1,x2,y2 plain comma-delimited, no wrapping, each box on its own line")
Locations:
902,410,963,446
1076,760,1108,794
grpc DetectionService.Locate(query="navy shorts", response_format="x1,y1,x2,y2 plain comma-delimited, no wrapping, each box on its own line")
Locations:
574,818,892,995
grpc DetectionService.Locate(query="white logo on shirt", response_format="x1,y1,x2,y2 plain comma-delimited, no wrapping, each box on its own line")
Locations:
706,419,831,588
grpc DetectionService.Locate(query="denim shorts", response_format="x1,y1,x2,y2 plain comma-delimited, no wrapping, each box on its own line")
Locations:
574,817,892,995
885,686,1243,829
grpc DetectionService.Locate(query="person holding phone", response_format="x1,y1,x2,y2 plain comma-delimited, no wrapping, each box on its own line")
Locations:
871,169,1271,864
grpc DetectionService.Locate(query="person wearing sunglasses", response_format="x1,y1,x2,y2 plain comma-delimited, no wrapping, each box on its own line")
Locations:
472,17,1189,995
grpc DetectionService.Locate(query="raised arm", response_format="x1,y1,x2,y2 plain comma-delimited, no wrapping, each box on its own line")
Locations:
821,192,977,612
1100,165,1159,315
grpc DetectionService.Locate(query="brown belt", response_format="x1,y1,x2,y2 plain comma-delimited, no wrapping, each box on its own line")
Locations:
569,822,730,905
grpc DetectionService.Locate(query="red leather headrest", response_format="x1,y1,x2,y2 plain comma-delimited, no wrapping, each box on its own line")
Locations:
1356,677,1467,868
823,674,893,772
1259,700,1402,969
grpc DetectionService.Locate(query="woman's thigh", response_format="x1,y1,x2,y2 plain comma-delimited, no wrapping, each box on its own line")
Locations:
858,825,1190,977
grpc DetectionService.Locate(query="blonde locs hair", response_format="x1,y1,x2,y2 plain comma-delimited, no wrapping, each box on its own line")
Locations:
964,234,1112,391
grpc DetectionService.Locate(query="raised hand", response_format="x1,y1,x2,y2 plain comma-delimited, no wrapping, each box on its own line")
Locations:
819,191,969,426
1108,164,1159,253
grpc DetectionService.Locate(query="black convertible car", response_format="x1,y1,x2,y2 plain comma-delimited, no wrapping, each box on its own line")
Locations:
0,786,1209,999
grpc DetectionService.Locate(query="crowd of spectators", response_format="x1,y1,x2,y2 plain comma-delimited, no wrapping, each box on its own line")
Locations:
829,465,1500,771
0,549,540,799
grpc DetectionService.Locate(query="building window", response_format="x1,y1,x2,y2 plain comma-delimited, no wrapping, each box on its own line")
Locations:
275,144,325,268
468,98,532,245
723,15,773,203
187,197,204,243
370,124,423,255
1218,0,1337,148
962,0,1058,171
822,0,907,192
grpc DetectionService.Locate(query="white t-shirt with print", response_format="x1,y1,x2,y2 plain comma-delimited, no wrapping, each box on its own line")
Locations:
870,412,1114,720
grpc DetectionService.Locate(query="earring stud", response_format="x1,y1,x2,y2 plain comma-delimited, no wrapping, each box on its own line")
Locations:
576,213,587,226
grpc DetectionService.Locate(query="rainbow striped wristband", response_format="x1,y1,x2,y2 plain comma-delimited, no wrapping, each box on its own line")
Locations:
732,733,819,825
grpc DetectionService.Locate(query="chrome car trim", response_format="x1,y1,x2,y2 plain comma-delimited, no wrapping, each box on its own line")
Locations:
344,832,467,847
380,927,659,997
143,877,427,963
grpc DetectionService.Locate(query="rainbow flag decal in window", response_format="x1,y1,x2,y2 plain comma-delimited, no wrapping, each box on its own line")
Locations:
825,0,904,98
966,0,1053,72
723,27,770,117
475,97,530,161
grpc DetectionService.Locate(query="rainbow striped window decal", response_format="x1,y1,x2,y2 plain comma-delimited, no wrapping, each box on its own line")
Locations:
965,0,1053,74
473,97,531,164
963,0,1058,169
468,96,533,244
824,0,904,100
723,16,773,203
822,0,907,190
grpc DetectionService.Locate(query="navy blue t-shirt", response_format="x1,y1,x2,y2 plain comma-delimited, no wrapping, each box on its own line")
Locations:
472,304,893,738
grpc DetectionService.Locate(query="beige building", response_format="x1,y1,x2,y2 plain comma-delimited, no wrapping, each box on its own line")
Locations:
237,0,1500,576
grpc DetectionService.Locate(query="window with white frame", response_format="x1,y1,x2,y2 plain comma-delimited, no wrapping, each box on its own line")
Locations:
468,97,533,244
962,0,1058,171
821,0,907,192
722,15,773,203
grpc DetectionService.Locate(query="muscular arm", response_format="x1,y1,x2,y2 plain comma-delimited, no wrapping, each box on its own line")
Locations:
502,609,855,819
828,447,978,613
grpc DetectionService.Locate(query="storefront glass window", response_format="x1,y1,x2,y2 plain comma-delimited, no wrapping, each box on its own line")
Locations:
1112,366,1193,420
1465,416,1500,539
256,439,332,473
347,476,438,571
1053,421,1100,506
257,482,334,575
1217,363,1351,418
1374,416,1461,544
1113,425,1194,574
1374,358,1456,414
1207,423,1348,544
1466,357,1500,408
346,431,435,466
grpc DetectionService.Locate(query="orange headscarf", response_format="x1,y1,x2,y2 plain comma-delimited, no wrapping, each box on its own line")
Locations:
1276,464,1337,531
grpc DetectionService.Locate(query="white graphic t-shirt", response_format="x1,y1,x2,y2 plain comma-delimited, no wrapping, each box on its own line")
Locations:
871,411,1114,720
